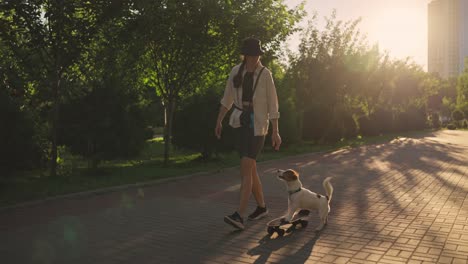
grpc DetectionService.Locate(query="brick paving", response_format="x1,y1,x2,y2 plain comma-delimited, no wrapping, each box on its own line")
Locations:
1,130,467,264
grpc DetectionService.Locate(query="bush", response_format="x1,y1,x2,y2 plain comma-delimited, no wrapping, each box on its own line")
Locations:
358,116,379,137
58,83,148,168
394,107,427,132
450,110,466,128
172,88,236,159
301,108,357,143
428,113,441,128
56,146,80,176
358,109,394,136
322,125,341,143
358,107,428,136
302,108,331,141
276,97,300,146
451,109,464,122
343,114,358,139
462,119,468,129
144,127,154,140
274,74,300,145
0,90,44,172
447,123,457,130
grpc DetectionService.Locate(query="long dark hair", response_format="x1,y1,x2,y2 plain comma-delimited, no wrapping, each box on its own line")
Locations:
233,57,246,88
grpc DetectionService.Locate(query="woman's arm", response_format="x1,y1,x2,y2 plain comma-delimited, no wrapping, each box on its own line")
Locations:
266,71,281,150
216,70,235,139
271,118,279,133
215,105,228,139
266,71,280,120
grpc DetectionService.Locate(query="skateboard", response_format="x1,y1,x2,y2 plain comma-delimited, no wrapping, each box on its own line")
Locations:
266,209,310,236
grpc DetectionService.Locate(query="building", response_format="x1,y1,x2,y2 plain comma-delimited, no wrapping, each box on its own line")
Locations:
460,0,468,72
428,0,468,78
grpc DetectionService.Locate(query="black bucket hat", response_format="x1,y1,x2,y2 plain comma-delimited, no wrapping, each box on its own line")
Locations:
240,37,265,56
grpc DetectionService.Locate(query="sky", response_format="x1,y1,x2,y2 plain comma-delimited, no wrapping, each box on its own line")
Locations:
284,0,432,70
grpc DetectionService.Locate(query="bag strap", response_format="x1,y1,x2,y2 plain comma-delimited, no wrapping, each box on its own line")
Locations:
234,66,266,111
243,66,266,110
252,66,266,96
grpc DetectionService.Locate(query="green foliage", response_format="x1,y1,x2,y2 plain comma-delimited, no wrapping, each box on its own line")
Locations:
462,119,468,129
172,87,236,159
289,12,374,141
447,123,457,130
394,106,428,132
272,61,300,145
358,109,394,137
135,0,305,164
0,90,43,172
0,0,114,176
58,82,149,168
57,17,150,168
0,0,109,106
1,0,305,171
455,59,468,124
457,59,468,111
428,113,441,128
452,109,464,121
2,1,461,179
288,11,439,141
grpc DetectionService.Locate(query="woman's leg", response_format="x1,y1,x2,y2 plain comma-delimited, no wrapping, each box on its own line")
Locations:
251,161,266,208
237,157,255,216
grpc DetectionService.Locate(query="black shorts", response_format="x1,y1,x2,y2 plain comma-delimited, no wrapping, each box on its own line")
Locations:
236,126,265,160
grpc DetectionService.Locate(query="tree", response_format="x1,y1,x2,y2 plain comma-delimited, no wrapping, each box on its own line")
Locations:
288,11,367,141
0,0,109,176
172,87,225,160
456,58,468,117
135,0,304,165
0,31,46,172
58,9,151,168
451,109,464,128
0,89,43,172
287,10,440,140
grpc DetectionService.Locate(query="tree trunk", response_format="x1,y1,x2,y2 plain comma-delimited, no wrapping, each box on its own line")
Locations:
87,139,100,170
87,139,93,169
297,110,304,142
163,99,176,166
50,76,60,177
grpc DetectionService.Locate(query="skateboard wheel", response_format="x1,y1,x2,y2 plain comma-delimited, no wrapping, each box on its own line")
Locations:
277,229,285,236
267,226,275,235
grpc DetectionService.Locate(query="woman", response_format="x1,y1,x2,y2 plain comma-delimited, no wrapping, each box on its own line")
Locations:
215,37,282,230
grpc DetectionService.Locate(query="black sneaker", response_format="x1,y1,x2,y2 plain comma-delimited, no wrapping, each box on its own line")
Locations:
248,206,269,220
224,211,244,230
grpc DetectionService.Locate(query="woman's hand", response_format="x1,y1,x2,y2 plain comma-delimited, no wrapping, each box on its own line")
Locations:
215,122,223,139
215,106,228,140
272,131,282,151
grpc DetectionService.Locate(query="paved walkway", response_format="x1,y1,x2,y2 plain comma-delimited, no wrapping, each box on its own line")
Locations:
1,130,467,264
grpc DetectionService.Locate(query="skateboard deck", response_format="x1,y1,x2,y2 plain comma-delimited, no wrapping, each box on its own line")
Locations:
266,209,310,236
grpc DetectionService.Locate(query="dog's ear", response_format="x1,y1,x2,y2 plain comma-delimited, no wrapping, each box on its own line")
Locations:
284,169,299,181
291,169,299,178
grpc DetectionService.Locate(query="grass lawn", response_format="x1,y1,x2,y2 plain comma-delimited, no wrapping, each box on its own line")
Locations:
0,130,433,207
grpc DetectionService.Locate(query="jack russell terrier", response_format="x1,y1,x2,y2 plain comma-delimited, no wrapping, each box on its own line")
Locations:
277,169,333,231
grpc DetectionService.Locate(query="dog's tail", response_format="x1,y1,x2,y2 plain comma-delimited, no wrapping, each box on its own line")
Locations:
323,177,333,202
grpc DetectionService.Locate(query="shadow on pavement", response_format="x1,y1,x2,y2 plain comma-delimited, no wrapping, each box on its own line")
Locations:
247,229,321,264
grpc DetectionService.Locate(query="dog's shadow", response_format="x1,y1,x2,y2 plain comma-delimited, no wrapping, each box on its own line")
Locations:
247,228,322,264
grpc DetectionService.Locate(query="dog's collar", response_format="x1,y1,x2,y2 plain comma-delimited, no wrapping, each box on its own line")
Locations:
288,188,302,195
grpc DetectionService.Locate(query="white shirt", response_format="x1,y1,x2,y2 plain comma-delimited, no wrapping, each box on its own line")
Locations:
220,62,280,136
